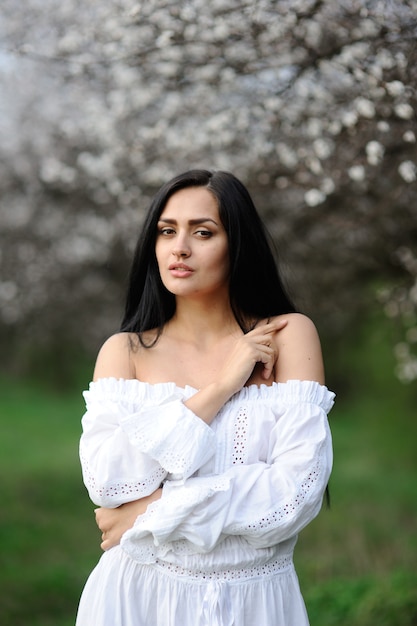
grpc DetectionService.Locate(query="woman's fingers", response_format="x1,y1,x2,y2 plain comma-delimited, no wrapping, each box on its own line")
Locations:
216,317,287,395
100,532,114,551
252,320,287,378
257,343,277,379
248,319,287,354
249,318,287,344
94,507,109,533
94,491,163,551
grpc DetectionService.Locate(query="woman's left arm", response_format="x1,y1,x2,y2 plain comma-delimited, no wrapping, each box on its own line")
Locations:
273,313,325,385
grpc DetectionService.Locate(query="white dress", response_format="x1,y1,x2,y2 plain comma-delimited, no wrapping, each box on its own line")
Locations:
76,378,334,626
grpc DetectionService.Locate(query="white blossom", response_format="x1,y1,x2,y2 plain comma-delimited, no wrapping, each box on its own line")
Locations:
276,143,298,169
394,103,414,120
304,188,326,207
375,48,396,70
366,140,384,165
398,160,417,183
313,138,334,160
342,110,358,128
306,117,323,138
306,157,323,175
403,130,416,143
386,80,405,96
377,121,390,132
348,165,366,181
40,158,76,184
320,177,335,195
355,97,375,118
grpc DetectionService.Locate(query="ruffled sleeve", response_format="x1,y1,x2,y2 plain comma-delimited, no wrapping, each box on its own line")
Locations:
79,378,216,507
121,380,334,561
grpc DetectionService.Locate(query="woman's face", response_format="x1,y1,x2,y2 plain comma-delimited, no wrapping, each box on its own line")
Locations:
155,186,230,300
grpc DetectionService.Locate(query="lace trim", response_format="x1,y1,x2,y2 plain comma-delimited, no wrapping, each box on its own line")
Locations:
153,554,294,582
80,450,166,503
232,407,248,465
230,460,322,535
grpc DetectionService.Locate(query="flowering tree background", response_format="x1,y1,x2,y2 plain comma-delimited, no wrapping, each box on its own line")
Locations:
0,0,416,380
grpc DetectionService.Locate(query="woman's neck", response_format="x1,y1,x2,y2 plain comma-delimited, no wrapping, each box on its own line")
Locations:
165,298,241,347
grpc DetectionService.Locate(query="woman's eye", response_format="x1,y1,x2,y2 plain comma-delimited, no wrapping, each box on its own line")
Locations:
196,230,212,238
159,228,175,236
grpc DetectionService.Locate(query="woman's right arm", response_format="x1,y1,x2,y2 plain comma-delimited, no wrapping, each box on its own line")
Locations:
80,334,217,508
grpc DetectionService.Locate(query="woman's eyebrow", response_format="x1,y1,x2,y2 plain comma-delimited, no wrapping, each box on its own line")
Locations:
158,217,219,226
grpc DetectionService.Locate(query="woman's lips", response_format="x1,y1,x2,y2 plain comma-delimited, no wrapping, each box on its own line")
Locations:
168,263,194,277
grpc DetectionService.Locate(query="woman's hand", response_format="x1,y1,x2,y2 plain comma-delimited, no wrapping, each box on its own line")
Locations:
95,488,162,551
184,317,287,424
219,317,287,396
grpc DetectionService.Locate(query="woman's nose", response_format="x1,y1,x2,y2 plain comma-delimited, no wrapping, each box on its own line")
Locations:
172,235,191,257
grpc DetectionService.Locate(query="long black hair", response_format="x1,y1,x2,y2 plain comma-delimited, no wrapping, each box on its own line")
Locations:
120,170,297,343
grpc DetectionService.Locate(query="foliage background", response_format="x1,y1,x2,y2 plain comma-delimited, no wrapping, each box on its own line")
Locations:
0,1,416,624
1,0,417,375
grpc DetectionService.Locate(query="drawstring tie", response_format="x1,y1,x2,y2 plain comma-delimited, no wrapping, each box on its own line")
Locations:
201,580,234,626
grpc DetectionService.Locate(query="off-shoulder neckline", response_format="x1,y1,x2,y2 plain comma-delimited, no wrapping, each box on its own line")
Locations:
90,376,326,391
85,378,335,411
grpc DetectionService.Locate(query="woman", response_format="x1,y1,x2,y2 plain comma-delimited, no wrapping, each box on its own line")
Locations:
76,169,334,626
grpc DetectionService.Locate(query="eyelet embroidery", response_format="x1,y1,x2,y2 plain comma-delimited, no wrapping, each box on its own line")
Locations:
154,554,294,581
80,451,166,503
232,407,248,465
231,460,322,535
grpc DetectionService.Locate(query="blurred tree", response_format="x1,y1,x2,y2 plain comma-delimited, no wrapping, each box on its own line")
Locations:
0,0,416,379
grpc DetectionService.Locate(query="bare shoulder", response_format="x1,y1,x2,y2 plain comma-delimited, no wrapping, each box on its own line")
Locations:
93,332,137,382
274,313,321,343
272,313,325,385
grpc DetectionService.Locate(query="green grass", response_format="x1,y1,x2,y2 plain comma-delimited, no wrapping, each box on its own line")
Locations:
1,314,416,625
296,390,417,625
297,312,417,625
0,381,99,626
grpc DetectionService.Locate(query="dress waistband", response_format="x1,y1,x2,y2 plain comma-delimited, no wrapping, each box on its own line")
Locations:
154,553,294,582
